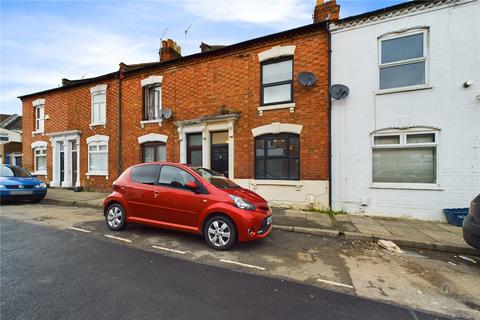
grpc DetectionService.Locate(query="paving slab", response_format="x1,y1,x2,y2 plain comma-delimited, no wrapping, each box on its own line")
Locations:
306,212,335,228
353,224,393,238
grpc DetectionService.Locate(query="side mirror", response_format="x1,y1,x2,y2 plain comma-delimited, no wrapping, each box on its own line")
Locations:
184,181,198,191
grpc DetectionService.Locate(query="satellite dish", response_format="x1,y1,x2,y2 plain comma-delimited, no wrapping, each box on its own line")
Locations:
162,108,172,119
329,84,350,100
298,72,317,87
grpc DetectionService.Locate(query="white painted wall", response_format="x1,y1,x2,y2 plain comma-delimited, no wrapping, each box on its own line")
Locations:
331,0,480,221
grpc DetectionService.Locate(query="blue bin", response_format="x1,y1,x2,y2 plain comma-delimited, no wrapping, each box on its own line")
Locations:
443,208,469,227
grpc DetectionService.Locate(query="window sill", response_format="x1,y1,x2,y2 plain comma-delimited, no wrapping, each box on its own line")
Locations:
376,84,432,95
370,182,443,191
86,171,108,177
90,122,106,129
32,131,44,136
140,119,162,128
31,171,47,176
251,179,302,187
257,102,295,116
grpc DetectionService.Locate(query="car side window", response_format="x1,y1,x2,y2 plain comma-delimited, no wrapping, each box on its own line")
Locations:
158,165,195,190
131,165,160,185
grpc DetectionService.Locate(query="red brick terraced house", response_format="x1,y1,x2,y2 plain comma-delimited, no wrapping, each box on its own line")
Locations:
19,0,340,209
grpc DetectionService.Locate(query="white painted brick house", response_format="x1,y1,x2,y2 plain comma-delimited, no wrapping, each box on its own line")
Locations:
330,0,480,221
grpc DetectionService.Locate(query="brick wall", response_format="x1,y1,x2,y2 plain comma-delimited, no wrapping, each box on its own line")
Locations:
22,27,330,192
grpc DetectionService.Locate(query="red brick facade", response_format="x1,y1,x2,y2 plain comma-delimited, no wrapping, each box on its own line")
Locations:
21,21,332,207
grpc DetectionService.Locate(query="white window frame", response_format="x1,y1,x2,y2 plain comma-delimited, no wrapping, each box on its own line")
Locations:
35,105,45,133
86,135,109,176
33,147,47,176
90,84,107,127
377,28,430,93
141,75,163,127
370,129,441,190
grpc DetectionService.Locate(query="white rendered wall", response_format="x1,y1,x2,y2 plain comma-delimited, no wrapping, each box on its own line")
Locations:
331,0,480,221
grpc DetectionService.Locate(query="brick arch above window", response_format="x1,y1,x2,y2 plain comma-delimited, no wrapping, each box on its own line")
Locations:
138,133,168,144
31,141,47,149
86,134,109,145
251,122,303,137
258,45,295,62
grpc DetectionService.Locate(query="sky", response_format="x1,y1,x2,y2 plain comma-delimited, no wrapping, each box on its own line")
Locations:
0,0,405,115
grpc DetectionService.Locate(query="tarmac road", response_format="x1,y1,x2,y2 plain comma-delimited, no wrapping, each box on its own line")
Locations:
0,217,443,320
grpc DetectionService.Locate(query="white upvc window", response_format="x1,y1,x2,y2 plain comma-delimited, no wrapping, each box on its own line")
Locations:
35,105,45,132
86,135,109,176
372,130,438,185
34,147,47,175
90,84,107,126
143,85,162,120
378,28,428,91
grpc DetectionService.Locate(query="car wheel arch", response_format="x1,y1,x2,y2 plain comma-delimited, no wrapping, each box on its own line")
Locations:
201,212,238,238
104,200,123,216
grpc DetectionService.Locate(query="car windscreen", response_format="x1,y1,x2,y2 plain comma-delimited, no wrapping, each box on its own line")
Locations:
193,168,240,189
0,165,32,177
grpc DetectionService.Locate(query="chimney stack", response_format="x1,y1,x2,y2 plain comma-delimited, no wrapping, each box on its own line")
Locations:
159,39,182,62
313,0,340,23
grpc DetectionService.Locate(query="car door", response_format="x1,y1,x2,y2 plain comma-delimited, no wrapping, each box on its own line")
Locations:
152,165,203,228
123,164,161,221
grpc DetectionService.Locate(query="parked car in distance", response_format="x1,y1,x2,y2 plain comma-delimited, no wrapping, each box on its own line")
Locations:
0,164,48,203
463,193,480,250
103,162,272,250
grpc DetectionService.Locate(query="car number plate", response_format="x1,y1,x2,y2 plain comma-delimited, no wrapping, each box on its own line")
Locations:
266,216,272,225
9,191,33,195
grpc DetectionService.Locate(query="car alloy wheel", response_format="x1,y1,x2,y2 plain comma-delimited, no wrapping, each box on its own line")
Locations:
204,216,236,250
106,204,126,231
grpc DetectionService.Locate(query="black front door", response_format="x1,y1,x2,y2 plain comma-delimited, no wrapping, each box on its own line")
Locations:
211,144,228,176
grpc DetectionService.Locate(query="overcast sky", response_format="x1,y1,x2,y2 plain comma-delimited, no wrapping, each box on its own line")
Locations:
0,0,404,115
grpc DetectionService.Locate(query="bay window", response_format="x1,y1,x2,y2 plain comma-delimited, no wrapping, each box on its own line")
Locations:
255,133,299,180
372,131,437,184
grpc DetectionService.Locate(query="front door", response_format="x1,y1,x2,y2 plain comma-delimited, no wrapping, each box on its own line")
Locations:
211,131,229,176
70,141,78,187
59,142,65,185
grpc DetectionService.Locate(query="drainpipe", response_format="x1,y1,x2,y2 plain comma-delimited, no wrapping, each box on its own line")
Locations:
117,64,124,177
327,21,333,210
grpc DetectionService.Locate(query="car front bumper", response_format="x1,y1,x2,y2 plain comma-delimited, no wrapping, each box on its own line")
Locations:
0,189,47,201
236,209,273,242
463,214,480,250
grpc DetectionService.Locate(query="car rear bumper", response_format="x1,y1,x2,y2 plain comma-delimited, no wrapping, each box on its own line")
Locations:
463,214,480,250
0,189,47,201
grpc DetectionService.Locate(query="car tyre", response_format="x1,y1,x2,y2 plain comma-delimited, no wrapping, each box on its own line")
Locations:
106,203,126,231
204,215,236,250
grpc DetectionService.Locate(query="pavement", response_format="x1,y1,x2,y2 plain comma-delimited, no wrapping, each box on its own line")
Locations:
2,204,480,319
43,187,478,256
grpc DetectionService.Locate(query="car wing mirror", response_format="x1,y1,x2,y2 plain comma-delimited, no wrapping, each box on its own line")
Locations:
184,181,198,191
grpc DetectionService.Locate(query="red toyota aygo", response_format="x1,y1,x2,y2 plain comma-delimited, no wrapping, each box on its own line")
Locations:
103,162,272,250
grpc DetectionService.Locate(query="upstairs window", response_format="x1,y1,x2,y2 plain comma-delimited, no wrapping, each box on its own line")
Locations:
90,85,107,125
143,85,162,120
261,57,293,106
372,131,437,184
35,105,45,132
379,29,428,90
255,133,299,180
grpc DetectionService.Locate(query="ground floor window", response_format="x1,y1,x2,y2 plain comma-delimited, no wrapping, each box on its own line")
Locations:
34,147,47,174
254,133,299,180
141,142,166,163
187,133,202,166
372,131,437,183
88,143,108,175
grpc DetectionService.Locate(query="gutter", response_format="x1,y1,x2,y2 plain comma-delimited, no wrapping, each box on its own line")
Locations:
327,21,333,210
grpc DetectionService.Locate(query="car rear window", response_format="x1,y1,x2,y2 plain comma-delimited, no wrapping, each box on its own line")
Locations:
130,165,160,185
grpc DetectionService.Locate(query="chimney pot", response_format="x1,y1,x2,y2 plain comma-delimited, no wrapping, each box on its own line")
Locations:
159,38,182,62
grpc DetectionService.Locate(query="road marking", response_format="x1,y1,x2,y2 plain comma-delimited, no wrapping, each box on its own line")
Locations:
104,234,132,243
317,278,354,289
219,259,266,271
67,227,91,233
152,245,186,255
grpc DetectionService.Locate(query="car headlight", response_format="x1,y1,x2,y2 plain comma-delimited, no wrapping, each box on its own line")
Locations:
228,195,256,211
35,183,47,189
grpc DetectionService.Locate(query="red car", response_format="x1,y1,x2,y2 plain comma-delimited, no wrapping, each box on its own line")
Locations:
103,162,272,250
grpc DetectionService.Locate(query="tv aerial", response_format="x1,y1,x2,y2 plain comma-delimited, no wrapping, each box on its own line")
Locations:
162,107,172,120
329,84,350,100
298,72,317,87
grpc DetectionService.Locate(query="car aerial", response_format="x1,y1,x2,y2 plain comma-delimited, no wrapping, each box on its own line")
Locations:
463,193,480,250
103,162,272,250
0,164,48,203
